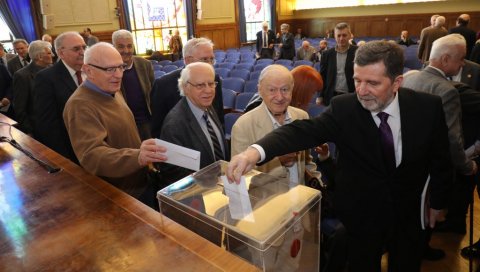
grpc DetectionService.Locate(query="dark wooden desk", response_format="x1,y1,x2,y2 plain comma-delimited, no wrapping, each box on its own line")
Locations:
0,114,258,271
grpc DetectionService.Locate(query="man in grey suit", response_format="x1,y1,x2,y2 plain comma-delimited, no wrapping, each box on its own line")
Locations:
33,31,86,163
7,39,30,76
159,62,227,187
296,40,316,62
456,59,480,91
12,40,53,135
112,29,155,140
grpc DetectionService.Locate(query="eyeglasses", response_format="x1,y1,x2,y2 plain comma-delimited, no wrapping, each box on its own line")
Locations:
63,45,87,52
187,56,216,65
187,81,218,90
88,63,127,74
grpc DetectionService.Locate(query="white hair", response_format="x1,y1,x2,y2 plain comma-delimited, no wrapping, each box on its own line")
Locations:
430,34,466,60
177,62,215,96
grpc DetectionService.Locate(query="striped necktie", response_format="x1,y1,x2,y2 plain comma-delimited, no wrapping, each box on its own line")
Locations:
203,112,224,161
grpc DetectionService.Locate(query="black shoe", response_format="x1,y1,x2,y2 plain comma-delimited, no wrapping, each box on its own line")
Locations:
434,220,466,235
461,240,480,259
423,246,446,261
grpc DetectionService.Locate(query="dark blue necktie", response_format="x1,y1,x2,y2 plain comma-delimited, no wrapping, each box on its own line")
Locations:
378,112,396,172
203,112,224,161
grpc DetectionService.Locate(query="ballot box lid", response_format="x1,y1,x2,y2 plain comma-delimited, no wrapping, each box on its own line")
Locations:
157,160,321,251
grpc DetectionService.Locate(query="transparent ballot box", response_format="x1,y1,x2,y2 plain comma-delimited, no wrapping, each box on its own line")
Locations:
157,160,321,271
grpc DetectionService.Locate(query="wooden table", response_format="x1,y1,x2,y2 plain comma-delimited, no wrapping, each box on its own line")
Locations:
0,114,258,271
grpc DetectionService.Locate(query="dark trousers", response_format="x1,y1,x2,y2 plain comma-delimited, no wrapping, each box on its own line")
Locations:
445,172,477,225
259,48,274,59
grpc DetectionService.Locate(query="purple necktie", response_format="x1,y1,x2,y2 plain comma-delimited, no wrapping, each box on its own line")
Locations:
378,112,396,172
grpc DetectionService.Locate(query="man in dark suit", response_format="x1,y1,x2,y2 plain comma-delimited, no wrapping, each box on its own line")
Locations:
320,22,358,106
256,21,276,59
112,29,154,140
0,42,16,69
0,64,12,118
449,14,476,61
159,62,228,187
13,40,53,135
150,37,224,138
277,23,295,60
397,30,417,47
227,41,453,272
7,39,30,76
33,31,87,163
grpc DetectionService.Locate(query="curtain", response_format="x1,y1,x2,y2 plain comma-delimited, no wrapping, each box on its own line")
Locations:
238,0,247,43
0,0,36,42
270,0,276,33
185,0,194,38
121,0,132,30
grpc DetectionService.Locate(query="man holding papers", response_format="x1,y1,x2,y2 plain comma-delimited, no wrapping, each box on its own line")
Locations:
63,43,167,209
159,62,228,186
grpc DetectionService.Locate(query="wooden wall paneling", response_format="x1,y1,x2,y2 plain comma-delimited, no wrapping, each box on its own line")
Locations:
404,19,425,37
369,20,388,37
195,23,239,50
386,19,404,37
352,21,369,38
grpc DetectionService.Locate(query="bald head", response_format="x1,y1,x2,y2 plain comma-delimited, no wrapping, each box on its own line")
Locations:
83,42,124,93
458,14,470,26
302,40,311,49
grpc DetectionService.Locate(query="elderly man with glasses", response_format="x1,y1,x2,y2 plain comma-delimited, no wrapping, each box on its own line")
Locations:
158,62,228,187
33,31,87,163
63,42,168,209
150,37,224,138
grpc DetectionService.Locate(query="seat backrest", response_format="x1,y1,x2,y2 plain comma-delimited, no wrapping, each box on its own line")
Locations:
158,60,172,66
294,60,313,67
154,70,166,79
256,58,274,65
243,79,259,93
222,88,237,110
229,69,250,81
275,59,293,66
224,112,243,139
234,92,256,112
222,77,245,93
249,70,262,80
217,62,236,70
163,65,179,73
253,63,269,71
214,67,231,79
235,63,254,71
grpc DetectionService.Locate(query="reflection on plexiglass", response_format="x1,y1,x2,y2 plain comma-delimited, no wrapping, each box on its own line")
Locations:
126,0,187,53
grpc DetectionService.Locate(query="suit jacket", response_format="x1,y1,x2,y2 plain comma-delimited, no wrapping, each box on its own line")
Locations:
471,43,480,65
120,56,154,114
320,45,357,105
449,25,477,60
231,102,316,183
159,97,228,186
402,66,471,174
150,68,224,138
278,32,295,60
256,30,276,54
461,59,480,91
7,55,26,76
255,89,452,238
0,65,12,100
397,37,416,47
12,62,47,134
33,60,78,163
417,26,448,63
454,82,480,148
296,46,316,61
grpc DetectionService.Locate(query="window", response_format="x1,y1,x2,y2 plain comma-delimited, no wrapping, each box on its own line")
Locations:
0,17,14,52
243,0,271,42
125,0,188,55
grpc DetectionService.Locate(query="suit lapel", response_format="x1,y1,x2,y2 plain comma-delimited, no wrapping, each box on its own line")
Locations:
56,61,78,94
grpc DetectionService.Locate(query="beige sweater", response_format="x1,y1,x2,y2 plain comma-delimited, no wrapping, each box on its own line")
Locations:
63,85,147,198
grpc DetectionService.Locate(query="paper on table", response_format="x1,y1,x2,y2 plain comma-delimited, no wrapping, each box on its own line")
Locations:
221,176,254,222
155,139,200,171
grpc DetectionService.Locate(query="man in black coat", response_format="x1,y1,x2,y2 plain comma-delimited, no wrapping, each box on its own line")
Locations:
33,31,86,163
449,14,477,60
150,37,224,138
256,21,276,59
227,41,453,272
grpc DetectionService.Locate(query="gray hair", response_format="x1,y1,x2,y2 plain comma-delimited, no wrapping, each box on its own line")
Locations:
335,22,351,33
112,29,133,44
178,62,215,96
430,34,466,60
84,42,116,64
28,40,52,60
354,40,404,82
13,39,28,47
434,16,446,27
54,31,84,50
281,23,289,30
182,37,214,59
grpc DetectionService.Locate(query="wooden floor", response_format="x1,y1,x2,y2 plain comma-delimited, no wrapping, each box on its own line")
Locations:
381,193,480,272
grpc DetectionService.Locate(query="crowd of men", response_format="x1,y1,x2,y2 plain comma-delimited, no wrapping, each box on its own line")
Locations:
1,12,480,271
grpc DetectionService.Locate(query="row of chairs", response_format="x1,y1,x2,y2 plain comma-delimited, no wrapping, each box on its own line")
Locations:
222,89,256,113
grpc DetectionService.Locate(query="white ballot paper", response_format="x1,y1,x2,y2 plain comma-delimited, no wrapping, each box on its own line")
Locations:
221,176,255,222
155,139,200,171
